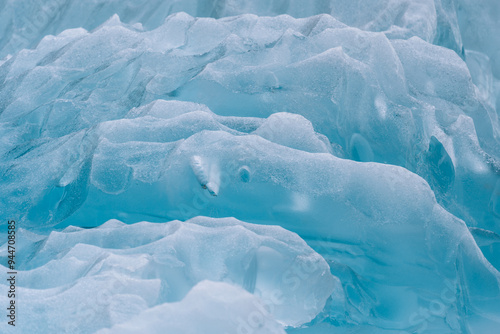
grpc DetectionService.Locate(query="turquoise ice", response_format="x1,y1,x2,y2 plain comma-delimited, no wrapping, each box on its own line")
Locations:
0,1,499,333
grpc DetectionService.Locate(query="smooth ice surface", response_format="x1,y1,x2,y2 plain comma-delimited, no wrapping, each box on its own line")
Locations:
0,1,499,333
1,13,498,235
96,280,286,334
1,97,499,332
0,217,334,332
1,12,498,265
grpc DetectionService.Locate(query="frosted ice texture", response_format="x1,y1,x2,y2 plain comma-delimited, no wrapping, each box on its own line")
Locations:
0,1,499,333
0,217,334,332
96,280,287,334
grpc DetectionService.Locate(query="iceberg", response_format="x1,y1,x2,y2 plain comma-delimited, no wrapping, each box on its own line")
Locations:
0,0,499,333
1,13,498,231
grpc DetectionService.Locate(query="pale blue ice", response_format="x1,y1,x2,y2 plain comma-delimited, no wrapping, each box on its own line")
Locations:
0,0,499,333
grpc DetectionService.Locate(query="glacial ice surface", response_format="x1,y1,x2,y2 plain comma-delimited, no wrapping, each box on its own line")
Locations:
0,0,499,333
96,280,287,334
0,217,334,332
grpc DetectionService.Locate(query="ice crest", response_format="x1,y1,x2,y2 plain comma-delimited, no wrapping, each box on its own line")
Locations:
0,217,335,332
0,1,499,333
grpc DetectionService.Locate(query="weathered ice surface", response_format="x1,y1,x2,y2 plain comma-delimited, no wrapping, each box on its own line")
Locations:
0,217,334,333
96,280,287,334
0,1,499,333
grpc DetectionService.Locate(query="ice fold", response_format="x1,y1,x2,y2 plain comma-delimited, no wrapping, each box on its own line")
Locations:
96,280,286,334
0,13,497,237
0,2,499,334
0,217,335,332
